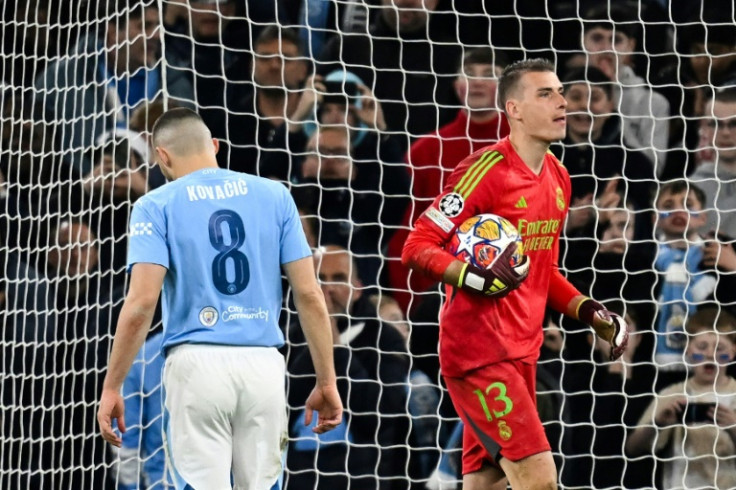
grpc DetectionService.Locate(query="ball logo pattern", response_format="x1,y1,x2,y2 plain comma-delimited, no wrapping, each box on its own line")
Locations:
448,214,524,270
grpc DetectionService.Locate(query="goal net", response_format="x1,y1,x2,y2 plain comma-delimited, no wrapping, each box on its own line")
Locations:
2,0,735,488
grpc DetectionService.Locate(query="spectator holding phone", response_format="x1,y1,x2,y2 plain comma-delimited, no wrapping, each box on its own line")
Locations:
626,306,736,489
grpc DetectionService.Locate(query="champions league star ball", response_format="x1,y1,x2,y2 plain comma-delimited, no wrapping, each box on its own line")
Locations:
449,214,524,270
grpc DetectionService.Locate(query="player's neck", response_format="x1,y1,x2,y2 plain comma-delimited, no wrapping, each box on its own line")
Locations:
170,156,219,180
508,131,549,175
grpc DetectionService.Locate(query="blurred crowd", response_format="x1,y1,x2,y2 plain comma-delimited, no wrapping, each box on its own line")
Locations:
1,0,736,488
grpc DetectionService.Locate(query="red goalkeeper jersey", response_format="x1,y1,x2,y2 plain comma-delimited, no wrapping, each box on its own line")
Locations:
403,137,572,377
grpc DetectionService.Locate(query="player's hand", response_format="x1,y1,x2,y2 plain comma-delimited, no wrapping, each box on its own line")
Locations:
578,299,629,360
458,242,530,297
304,383,343,434
98,388,126,447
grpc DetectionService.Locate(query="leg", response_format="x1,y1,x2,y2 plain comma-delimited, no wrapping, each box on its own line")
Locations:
231,348,287,489
164,346,236,490
499,451,557,490
462,465,508,490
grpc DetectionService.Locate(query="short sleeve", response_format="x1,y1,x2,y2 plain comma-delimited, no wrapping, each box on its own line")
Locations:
279,187,312,265
127,198,169,271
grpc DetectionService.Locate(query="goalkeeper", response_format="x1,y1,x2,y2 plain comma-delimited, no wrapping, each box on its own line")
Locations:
402,59,629,490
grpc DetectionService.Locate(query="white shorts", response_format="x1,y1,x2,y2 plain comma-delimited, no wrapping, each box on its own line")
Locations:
163,344,287,490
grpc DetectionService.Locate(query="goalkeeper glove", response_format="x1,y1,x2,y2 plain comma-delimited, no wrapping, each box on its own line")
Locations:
577,298,629,360
457,243,530,298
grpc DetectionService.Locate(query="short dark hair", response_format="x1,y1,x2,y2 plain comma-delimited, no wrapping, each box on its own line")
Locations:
583,4,640,40
254,25,303,54
686,306,736,343
457,48,509,74
151,108,205,146
656,179,706,208
713,87,736,105
562,66,615,100
497,58,556,112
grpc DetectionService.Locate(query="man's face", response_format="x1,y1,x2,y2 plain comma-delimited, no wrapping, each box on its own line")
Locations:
301,129,353,180
583,26,635,79
47,222,99,278
508,71,568,143
253,39,306,90
315,249,361,316
655,189,705,238
454,63,503,111
705,99,736,164
689,42,736,85
189,0,235,40
380,0,439,34
564,82,613,140
108,6,161,71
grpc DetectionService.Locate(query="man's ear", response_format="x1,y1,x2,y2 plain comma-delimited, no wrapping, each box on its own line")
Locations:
505,98,520,122
212,138,220,155
155,146,171,170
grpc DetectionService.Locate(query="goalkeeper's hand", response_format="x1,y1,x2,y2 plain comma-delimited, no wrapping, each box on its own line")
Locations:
457,243,530,297
577,298,630,360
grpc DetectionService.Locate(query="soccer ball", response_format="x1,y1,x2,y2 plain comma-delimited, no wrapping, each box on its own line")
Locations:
448,214,524,270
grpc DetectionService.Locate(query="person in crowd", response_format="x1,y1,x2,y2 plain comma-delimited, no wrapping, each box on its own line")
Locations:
34,0,194,175
652,180,714,389
561,302,656,488
318,0,463,152
387,47,510,311
581,4,671,176
293,125,407,286
228,25,308,175
626,306,736,489
553,65,654,241
286,245,410,489
115,329,170,489
163,0,251,140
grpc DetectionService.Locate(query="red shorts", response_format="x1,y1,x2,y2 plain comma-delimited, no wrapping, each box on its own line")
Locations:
444,359,550,474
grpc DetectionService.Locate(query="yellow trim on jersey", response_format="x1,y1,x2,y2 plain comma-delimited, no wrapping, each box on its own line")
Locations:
455,151,505,199
454,151,496,195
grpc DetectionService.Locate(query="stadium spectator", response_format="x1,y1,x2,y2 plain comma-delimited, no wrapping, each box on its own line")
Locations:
115,329,170,489
690,88,736,238
286,245,410,489
318,0,463,152
561,302,656,488
293,125,407,286
652,181,714,389
387,47,510,312
625,306,736,489
34,0,194,176
553,66,654,240
228,25,308,175
163,0,251,141
581,5,671,176
259,68,405,189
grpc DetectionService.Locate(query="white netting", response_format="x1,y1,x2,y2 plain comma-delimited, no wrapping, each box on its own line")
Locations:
1,0,736,488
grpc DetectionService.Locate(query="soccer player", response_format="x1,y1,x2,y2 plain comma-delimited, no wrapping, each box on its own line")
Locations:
97,108,342,489
401,59,630,489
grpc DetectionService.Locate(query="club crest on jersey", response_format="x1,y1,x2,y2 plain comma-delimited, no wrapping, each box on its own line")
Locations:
498,420,512,441
199,306,218,327
439,193,464,218
555,187,565,211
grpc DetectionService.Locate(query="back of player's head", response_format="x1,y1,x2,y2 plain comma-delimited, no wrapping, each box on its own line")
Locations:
497,58,556,113
151,108,212,156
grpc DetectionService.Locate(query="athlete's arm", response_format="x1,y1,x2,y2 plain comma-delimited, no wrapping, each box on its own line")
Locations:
283,256,343,434
98,263,165,447
547,268,629,360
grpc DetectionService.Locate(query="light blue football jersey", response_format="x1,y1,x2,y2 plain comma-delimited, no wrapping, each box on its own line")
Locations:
127,168,311,354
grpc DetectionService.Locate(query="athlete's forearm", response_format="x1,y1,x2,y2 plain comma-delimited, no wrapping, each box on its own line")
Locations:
402,218,458,283
103,301,157,392
293,288,337,387
546,268,585,319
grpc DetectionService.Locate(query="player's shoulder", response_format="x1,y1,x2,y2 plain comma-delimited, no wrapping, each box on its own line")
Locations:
448,138,512,196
